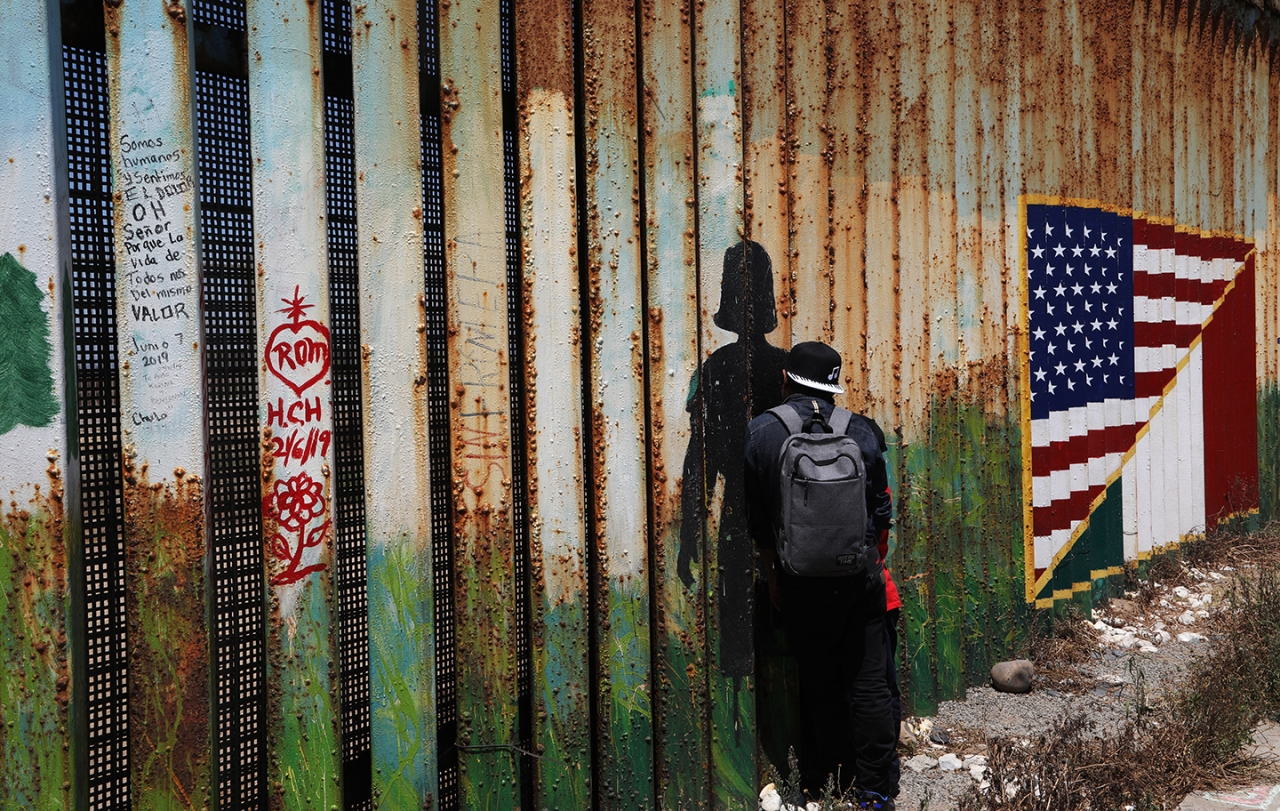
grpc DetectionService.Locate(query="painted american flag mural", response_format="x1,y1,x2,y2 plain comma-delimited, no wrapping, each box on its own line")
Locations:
1021,199,1258,606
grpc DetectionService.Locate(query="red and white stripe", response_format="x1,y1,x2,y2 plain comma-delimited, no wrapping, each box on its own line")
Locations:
1031,221,1247,574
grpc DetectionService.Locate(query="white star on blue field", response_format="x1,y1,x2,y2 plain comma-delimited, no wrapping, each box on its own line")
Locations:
1026,204,1136,420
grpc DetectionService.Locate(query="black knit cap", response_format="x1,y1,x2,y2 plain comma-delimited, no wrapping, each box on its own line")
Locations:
783,341,844,394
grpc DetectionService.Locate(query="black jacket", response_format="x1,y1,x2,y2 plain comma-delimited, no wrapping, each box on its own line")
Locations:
743,393,893,560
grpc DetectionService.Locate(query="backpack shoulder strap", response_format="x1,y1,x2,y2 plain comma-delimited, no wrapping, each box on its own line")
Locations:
828,407,854,436
767,404,804,436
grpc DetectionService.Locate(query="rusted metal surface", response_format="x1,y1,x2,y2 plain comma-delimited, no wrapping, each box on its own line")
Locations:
437,0,521,806
245,1,341,807
515,1,591,808
690,0,755,805
642,0,710,806
953,0,986,687
924,0,963,701
743,0,790,348
783,0,834,345
103,1,211,805
861,0,901,428
740,0,796,789
349,1,436,807
828,0,869,407
784,0,831,345
2,1,1280,806
580,2,655,807
0,3,74,806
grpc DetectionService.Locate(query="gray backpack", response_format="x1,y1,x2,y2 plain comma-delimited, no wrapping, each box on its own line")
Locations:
769,402,871,577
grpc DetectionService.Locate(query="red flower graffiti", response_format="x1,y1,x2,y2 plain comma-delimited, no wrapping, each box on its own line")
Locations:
265,471,330,585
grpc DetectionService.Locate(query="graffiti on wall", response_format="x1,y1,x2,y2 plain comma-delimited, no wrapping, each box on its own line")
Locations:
1022,200,1258,606
117,133,196,430
264,287,332,586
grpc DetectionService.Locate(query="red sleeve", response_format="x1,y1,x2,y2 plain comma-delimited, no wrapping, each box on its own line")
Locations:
884,567,902,611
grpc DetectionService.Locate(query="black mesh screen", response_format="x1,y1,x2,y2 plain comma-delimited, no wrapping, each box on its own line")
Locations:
322,2,372,809
194,4,266,807
322,0,352,57
193,0,245,29
62,32,131,811
418,1,457,807
499,1,533,803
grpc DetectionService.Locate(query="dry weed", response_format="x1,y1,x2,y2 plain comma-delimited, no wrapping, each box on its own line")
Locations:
1027,604,1100,694
958,562,1280,811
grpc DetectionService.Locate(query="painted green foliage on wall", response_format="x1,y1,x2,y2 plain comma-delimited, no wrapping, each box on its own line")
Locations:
0,501,70,810
0,253,58,435
892,397,1030,714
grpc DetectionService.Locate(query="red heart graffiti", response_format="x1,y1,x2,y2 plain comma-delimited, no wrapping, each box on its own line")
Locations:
266,318,331,397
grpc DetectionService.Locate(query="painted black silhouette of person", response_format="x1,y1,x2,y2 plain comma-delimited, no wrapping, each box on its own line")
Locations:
677,240,786,678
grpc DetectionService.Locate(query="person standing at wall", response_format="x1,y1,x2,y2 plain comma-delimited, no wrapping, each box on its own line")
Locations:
744,341,899,808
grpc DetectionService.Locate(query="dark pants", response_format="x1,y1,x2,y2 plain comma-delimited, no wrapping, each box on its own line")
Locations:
779,571,898,798
884,607,902,790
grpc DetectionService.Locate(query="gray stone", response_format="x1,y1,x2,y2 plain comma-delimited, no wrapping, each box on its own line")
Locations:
905,754,938,773
990,659,1034,693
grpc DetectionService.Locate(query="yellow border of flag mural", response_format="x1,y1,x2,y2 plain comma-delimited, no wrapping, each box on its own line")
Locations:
1018,195,1255,606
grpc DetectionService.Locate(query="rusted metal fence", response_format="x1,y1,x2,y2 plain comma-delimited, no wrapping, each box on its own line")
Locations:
2,0,1280,808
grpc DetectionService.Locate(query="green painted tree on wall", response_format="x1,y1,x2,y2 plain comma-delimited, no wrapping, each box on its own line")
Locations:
0,252,58,435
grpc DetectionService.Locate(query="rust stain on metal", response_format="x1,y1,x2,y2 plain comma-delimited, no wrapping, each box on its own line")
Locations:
0,456,71,799
439,4,520,803
516,2,592,801
119,450,210,809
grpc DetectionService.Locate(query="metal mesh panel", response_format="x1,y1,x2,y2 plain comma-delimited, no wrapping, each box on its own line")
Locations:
195,35,266,808
322,2,372,808
63,41,131,811
322,0,352,57
193,0,245,30
419,0,457,806
499,1,533,796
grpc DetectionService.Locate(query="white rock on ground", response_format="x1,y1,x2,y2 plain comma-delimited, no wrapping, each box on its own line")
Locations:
759,783,782,811
906,754,938,772
1179,610,1197,625
938,753,964,771
969,764,987,781
1178,632,1205,643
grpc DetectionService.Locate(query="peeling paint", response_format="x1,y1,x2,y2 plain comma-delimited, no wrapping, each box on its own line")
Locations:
246,1,341,807
0,475,70,810
350,1,437,806
438,0,521,807
2,1,1280,806
516,0,592,805
121,462,209,811
581,2,655,806
102,2,212,803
